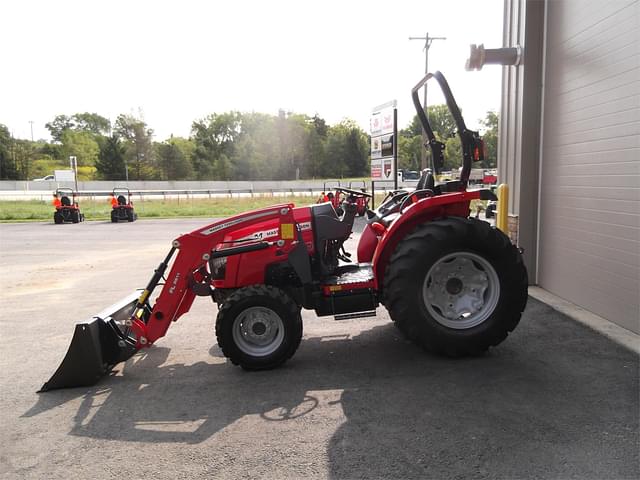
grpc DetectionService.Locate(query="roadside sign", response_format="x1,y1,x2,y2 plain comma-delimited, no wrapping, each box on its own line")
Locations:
370,100,397,187
53,170,74,182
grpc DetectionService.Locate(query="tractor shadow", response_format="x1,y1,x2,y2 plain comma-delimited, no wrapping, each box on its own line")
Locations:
23,299,640,478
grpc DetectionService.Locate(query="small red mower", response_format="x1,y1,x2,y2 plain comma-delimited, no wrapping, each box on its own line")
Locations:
348,181,371,216
110,188,138,223
53,188,84,224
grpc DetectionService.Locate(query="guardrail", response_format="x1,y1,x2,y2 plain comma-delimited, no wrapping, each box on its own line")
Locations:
0,185,406,202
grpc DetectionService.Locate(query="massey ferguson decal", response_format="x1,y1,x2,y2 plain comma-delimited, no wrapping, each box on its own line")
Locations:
199,210,279,236
231,222,311,246
233,228,280,245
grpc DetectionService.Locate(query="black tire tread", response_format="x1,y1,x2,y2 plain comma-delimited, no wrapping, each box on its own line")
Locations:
215,285,302,370
383,217,528,356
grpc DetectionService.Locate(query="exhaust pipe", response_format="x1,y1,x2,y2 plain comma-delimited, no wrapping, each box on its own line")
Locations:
39,291,142,392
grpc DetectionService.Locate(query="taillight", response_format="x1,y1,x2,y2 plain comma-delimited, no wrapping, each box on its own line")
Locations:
474,139,486,162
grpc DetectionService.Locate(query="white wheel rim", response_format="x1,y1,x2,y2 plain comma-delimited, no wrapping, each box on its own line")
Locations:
232,306,285,356
422,251,500,330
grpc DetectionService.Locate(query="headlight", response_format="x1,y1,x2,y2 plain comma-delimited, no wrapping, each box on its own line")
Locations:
211,257,227,280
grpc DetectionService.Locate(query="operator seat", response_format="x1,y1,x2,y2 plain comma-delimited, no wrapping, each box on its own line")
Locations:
117,195,127,206
60,196,71,207
310,202,357,275
416,168,435,191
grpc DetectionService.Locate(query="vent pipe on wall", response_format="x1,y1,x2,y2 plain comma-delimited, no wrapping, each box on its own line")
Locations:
465,44,522,70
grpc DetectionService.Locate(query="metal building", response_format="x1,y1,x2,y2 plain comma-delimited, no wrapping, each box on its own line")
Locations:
499,0,639,333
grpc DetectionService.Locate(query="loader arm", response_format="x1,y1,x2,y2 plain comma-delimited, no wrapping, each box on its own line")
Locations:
40,204,300,391
130,204,299,347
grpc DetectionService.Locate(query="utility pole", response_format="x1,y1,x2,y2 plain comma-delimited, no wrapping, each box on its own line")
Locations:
29,121,34,142
409,32,446,169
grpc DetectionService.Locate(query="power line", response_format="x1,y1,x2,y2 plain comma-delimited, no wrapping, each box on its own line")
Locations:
409,33,446,169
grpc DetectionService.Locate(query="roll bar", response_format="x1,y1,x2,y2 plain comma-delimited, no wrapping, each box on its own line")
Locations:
411,71,483,188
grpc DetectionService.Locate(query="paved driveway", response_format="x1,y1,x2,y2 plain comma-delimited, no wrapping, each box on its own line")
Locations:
1,218,637,479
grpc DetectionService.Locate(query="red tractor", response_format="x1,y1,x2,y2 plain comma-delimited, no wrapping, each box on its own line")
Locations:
42,71,528,391
53,188,85,224
348,180,371,216
110,187,138,222
322,181,344,215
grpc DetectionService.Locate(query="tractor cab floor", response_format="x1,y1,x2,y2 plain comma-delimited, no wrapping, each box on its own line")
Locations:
323,263,374,286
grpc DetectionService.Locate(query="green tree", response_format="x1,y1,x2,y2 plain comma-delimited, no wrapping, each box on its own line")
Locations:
235,112,278,180
114,114,156,180
444,136,463,171
72,113,111,136
397,134,422,171
60,130,100,167
406,104,458,140
156,139,193,180
323,120,367,178
45,115,75,142
0,124,18,180
12,140,36,180
96,135,126,180
191,112,241,180
400,104,459,172
479,111,498,169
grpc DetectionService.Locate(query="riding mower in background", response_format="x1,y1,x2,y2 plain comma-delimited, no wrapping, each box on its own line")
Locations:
323,180,344,215
348,180,371,216
53,188,84,224
41,71,528,392
111,188,138,222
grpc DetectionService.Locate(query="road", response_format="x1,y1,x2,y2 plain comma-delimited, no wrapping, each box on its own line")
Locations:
0,218,638,479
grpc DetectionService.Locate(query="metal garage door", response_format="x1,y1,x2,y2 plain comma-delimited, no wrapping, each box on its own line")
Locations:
538,0,640,332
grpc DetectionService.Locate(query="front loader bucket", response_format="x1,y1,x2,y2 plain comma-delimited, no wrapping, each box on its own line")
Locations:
39,291,142,392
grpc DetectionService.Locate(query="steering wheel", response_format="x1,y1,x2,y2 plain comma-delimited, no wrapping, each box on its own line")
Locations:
399,189,435,213
335,187,373,198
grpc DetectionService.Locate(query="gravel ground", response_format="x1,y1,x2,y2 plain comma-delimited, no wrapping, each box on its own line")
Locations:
0,217,638,479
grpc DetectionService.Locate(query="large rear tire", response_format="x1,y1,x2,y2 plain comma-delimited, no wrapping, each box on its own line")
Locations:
71,210,80,223
216,285,302,370
54,212,63,224
383,217,528,356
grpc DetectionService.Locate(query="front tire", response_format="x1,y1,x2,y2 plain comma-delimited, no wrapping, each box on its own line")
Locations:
384,217,528,356
216,285,302,370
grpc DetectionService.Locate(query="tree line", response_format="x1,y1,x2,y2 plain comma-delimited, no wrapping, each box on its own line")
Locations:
0,108,497,181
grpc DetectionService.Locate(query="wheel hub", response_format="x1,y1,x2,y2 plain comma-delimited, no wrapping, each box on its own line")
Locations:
423,252,500,329
232,306,285,356
445,277,463,295
252,322,267,336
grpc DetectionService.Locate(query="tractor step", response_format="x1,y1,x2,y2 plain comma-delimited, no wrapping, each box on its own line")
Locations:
321,264,375,295
334,310,377,321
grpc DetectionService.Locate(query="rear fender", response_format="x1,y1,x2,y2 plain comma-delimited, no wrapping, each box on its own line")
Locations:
371,191,480,290
357,223,379,263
